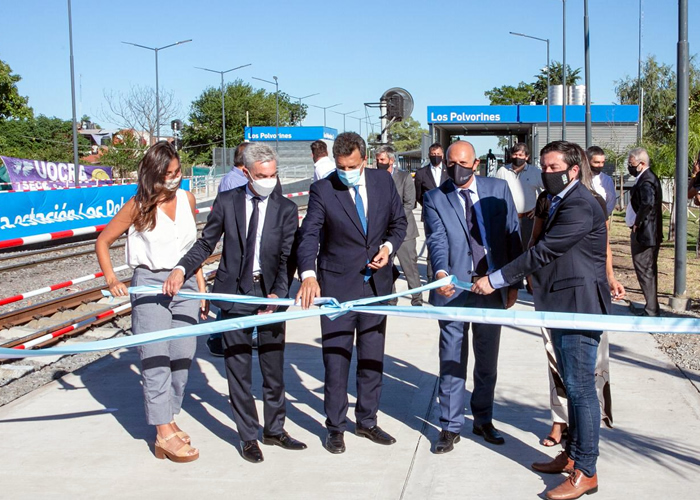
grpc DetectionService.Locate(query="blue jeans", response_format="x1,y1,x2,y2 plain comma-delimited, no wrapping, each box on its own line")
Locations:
551,329,601,477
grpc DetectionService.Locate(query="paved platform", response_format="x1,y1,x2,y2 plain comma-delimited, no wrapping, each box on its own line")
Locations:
1,242,700,498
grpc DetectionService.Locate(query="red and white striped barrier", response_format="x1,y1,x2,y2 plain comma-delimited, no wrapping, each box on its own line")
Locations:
0,264,130,306
0,224,109,250
194,207,212,215
284,191,309,198
13,303,133,350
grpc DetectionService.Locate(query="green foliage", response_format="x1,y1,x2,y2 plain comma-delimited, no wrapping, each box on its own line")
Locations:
484,61,582,106
183,79,305,164
390,117,427,152
97,132,147,178
0,115,91,161
0,60,33,120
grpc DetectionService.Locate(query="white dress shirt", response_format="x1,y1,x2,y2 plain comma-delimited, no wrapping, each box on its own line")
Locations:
625,170,644,227
245,185,269,275
313,156,336,182
431,163,443,187
592,172,616,216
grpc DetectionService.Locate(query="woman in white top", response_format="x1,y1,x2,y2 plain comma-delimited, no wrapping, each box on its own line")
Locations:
96,142,207,463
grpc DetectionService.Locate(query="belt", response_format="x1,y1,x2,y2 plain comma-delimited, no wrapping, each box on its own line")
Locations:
252,274,263,283
518,212,530,219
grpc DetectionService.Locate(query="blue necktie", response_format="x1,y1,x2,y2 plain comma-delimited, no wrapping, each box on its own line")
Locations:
354,186,371,281
548,195,561,220
460,190,488,276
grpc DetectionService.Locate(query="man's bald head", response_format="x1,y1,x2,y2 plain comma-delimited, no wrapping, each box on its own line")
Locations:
446,140,477,163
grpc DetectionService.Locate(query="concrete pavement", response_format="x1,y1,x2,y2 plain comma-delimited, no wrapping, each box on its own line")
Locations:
1,233,700,499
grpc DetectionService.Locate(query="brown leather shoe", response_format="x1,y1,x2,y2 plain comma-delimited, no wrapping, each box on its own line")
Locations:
532,451,575,474
545,470,598,500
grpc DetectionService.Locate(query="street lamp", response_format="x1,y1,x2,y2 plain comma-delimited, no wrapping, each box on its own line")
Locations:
331,109,359,132
350,115,364,136
196,63,251,170
561,0,567,140
311,103,342,127
583,0,592,148
122,38,192,143
252,76,280,152
288,93,320,126
67,0,79,184
509,31,550,144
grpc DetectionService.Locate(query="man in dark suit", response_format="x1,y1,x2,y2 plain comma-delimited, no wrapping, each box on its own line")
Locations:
414,142,447,207
376,145,423,306
473,141,610,500
414,142,447,282
163,142,306,463
423,141,522,454
296,132,407,454
626,147,663,316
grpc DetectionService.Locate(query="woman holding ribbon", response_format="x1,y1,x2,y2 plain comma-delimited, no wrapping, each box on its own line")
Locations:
96,141,207,463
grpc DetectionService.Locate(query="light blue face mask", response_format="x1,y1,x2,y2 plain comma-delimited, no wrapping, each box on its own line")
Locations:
337,166,362,187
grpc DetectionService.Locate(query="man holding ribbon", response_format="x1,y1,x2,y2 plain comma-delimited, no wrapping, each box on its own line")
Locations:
163,142,305,463
296,132,407,454
473,141,610,500
423,140,522,454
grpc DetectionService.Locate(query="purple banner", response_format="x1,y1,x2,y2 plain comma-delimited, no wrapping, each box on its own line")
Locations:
0,156,114,190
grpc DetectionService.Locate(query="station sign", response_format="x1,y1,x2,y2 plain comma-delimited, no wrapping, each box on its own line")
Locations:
427,106,519,124
245,126,338,142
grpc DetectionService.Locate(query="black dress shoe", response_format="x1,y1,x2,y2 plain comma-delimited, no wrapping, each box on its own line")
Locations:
435,430,461,454
472,423,505,445
206,336,224,357
355,425,396,445
240,440,264,463
262,431,307,450
325,431,346,454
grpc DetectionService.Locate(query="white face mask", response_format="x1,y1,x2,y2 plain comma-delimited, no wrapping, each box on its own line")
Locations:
164,175,182,191
250,177,277,197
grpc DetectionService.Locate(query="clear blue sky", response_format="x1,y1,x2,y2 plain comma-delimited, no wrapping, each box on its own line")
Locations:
1,0,696,154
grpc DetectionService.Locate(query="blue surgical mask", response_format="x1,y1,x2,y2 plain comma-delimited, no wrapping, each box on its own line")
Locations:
337,167,362,187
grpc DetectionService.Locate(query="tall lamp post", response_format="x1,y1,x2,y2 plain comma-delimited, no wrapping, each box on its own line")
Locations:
331,109,359,132
561,0,567,140
252,76,280,152
311,103,342,127
67,0,80,184
122,38,192,143
509,31,550,144
196,64,251,169
288,93,320,126
583,0,592,148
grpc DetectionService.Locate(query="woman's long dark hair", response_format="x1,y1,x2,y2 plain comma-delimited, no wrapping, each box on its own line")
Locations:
133,142,180,232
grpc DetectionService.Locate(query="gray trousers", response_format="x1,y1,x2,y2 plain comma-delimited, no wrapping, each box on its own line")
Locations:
394,238,423,305
631,235,661,316
131,267,199,426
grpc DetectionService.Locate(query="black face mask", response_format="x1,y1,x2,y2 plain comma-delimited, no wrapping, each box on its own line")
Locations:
376,162,391,171
447,164,474,186
511,157,526,168
541,168,572,196
429,155,442,167
590,166,604,175
627,165,640,177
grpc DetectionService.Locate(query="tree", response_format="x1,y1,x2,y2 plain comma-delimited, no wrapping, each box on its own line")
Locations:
101,85,181,145
0,115,91,161
97,131,147,178
0,59,33,120
484,82,537,105
484,62,581,106
183,79,305,164
389,117,427,151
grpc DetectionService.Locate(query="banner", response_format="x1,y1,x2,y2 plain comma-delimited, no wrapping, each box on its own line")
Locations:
0,184,136,241
1,156,114,190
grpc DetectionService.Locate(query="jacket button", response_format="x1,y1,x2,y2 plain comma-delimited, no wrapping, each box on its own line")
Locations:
467,251,472,257
366,245,370,249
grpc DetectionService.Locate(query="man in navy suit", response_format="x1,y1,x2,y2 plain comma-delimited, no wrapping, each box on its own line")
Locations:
423,141,522,454
473,141,610,500
296,132,407,454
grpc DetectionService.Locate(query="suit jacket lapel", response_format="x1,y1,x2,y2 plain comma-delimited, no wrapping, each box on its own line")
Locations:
334,180,366,238
234,188,246,251
445,183,469,238
366,173,379,238
439,166,448,185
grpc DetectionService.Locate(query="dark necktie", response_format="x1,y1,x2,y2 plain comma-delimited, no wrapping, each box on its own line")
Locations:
548,195,562,220
460,190,488,276
353,186,372,282
240,196,261,293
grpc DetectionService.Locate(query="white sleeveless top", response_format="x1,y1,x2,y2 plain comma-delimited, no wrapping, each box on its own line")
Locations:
126,189,197,270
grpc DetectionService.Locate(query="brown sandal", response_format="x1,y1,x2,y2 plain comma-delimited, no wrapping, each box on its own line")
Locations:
170,421,191,444
155,433,199,463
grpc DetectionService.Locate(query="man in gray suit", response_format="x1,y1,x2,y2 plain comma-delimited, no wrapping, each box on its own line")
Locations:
376,145,423,306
